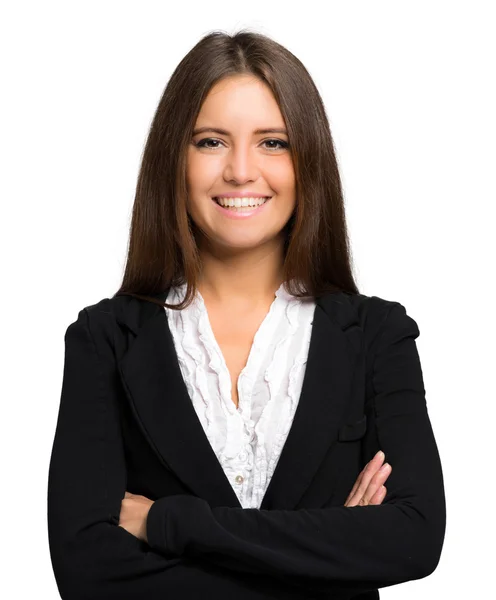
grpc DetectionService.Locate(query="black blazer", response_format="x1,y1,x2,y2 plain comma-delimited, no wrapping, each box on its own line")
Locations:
47,289,446,600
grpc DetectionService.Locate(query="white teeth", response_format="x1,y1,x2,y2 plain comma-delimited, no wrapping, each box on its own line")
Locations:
214,197,270,207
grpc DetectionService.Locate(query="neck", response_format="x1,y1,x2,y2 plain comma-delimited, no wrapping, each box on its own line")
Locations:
196,238,286,308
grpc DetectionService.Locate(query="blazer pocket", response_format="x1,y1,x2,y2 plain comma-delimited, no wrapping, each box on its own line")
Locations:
337,415,367,442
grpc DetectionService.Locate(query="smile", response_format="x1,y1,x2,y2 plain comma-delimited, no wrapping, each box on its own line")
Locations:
211,196,272,219
213,196,271,208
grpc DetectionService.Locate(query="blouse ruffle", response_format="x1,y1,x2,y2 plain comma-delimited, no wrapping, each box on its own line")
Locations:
164,281,316,509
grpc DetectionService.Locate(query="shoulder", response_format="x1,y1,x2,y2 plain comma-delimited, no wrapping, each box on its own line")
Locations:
66,296,116,329
66,292,164,343
62,297,118,355
323,289,405,326
348,291,409,329
322,290,419,353
63,294,150,364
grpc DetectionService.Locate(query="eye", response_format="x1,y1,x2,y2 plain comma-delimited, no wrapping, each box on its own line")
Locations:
194,138,289,151
262,139,289,150
195,138,223,149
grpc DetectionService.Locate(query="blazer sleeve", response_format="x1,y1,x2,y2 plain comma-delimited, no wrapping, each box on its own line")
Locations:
145,302,447,595
47,308,317,600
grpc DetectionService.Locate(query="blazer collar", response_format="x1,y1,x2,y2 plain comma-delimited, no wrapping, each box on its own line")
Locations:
116,287,362,510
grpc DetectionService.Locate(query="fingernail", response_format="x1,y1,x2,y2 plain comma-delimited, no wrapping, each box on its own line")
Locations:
377,451,384,460
380,462,391,472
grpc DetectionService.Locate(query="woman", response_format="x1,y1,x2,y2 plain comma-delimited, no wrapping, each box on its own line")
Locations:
47,29,446,599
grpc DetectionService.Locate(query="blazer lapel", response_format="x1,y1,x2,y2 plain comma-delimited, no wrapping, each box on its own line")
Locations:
117,288,362,511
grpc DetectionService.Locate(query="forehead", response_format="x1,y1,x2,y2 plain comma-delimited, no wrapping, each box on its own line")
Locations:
197,76,284,127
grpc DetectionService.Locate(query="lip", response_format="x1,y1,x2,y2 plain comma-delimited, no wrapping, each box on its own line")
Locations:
211,196,272,220
212,192,272,198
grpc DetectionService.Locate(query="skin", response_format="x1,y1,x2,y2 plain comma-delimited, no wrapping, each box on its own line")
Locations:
186,73,296,309
344,451,392,507
118,492,154,543
118,75,391,540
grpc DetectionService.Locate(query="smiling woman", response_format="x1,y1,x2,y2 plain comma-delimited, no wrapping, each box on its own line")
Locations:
106,28,356,310
47,27,446,600
186,75,296,241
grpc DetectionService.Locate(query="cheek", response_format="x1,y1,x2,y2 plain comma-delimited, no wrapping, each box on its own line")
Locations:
187,154,222,188
185,197,204,221
268,161,295,193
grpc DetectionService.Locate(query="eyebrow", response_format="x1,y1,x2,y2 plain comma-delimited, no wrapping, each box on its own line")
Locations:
192,127,288,136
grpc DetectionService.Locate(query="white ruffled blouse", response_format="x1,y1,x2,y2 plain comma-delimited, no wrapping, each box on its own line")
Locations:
164,281,317,509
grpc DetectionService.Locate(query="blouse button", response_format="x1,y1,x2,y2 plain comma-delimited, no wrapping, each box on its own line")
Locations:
235,475,244,484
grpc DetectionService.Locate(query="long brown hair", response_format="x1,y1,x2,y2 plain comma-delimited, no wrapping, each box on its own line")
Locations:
113,28,359,310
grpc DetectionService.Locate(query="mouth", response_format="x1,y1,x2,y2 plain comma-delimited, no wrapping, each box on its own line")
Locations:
212,196,272,210
210,196,272,219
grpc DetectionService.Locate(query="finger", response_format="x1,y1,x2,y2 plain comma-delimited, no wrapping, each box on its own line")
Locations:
347,457,390,507
345,451,384,505
345,470,364,505
346,453,385,506
344,459,377,506
357,464,391,507
369,485,387,506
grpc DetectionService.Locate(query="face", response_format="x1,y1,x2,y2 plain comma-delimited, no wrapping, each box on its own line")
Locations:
186,75,296,254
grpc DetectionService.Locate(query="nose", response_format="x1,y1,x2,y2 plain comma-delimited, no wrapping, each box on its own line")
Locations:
223,144,260,185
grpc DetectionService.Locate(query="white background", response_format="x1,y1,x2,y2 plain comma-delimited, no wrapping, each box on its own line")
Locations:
1,1,494,597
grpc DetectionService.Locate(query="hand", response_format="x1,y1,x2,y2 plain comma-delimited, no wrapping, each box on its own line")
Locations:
118,491,155,543
344,451,392,507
